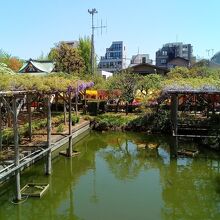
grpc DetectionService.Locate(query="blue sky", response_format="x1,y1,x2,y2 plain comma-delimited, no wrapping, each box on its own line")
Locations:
1,0,220,63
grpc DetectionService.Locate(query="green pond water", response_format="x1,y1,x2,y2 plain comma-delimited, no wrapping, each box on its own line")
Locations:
1,131,220,220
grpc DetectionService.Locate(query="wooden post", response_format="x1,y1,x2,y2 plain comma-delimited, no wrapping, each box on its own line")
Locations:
46,95,52,175
67,93,73,157
55,93,58,112
170,94,178,157
0,97,2,151
12,97,21,201
7,97,12,128
83,90,87,115
171,94,178,136
125,102,128,115
27,94,32,142
116,100,119,113
75,88,78,117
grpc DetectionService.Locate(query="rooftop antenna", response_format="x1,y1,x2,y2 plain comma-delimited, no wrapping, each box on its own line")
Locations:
206,49,211,58
176,34,179,42
88,8,107,74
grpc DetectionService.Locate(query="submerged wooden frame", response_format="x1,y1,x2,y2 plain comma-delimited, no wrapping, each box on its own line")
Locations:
20,183,49,197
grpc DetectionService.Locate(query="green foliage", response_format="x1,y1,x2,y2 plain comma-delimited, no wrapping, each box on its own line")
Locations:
48,43,85,74
138,74,163,91
2,128,14,145
78,37,92,74
0,72,92,92
126,109,171,133
0,49,23,72
93,114,137,131
0,63,15,75
71,114,79,125
167,67,190,79
91,110,170,133
56,124,64,132
193,59,210,68
166,66,220,80
107,70,140,102
163,66,220,92
33,119,47,130
80,73,107,90
36,51,49,61
1,113,77,145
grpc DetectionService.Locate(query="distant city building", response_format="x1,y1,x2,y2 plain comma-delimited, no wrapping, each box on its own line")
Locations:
156,42,193,68
130,54,153,65
98,41,126,73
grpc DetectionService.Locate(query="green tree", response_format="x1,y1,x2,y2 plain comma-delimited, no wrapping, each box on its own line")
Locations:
36,51,49,61
138,74,163,92
0,49,23,72
78,37,92,74
107,70,140,102
48,43,85,74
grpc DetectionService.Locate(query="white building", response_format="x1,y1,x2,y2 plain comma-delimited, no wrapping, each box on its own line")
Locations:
99,70,113,79
130,54,153,65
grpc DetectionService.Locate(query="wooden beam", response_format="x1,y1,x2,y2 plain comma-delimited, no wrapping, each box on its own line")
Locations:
57,92,68,104
12,97,21,201
46,96,52,175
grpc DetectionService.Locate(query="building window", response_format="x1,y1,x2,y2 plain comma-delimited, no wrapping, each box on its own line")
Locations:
161,59,166,64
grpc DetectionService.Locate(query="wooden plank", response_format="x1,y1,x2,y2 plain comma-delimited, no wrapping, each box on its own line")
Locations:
174,134,218,138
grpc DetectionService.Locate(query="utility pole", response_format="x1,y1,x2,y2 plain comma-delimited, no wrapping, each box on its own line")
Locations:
88,8,107,74
88,8,97,75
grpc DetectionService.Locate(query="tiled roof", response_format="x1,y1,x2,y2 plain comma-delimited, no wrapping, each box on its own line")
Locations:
19,59,55,73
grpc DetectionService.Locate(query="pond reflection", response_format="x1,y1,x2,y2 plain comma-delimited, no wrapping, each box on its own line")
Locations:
0,131,220,220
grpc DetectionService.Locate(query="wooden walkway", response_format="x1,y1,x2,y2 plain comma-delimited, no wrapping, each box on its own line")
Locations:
0,120,90,182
